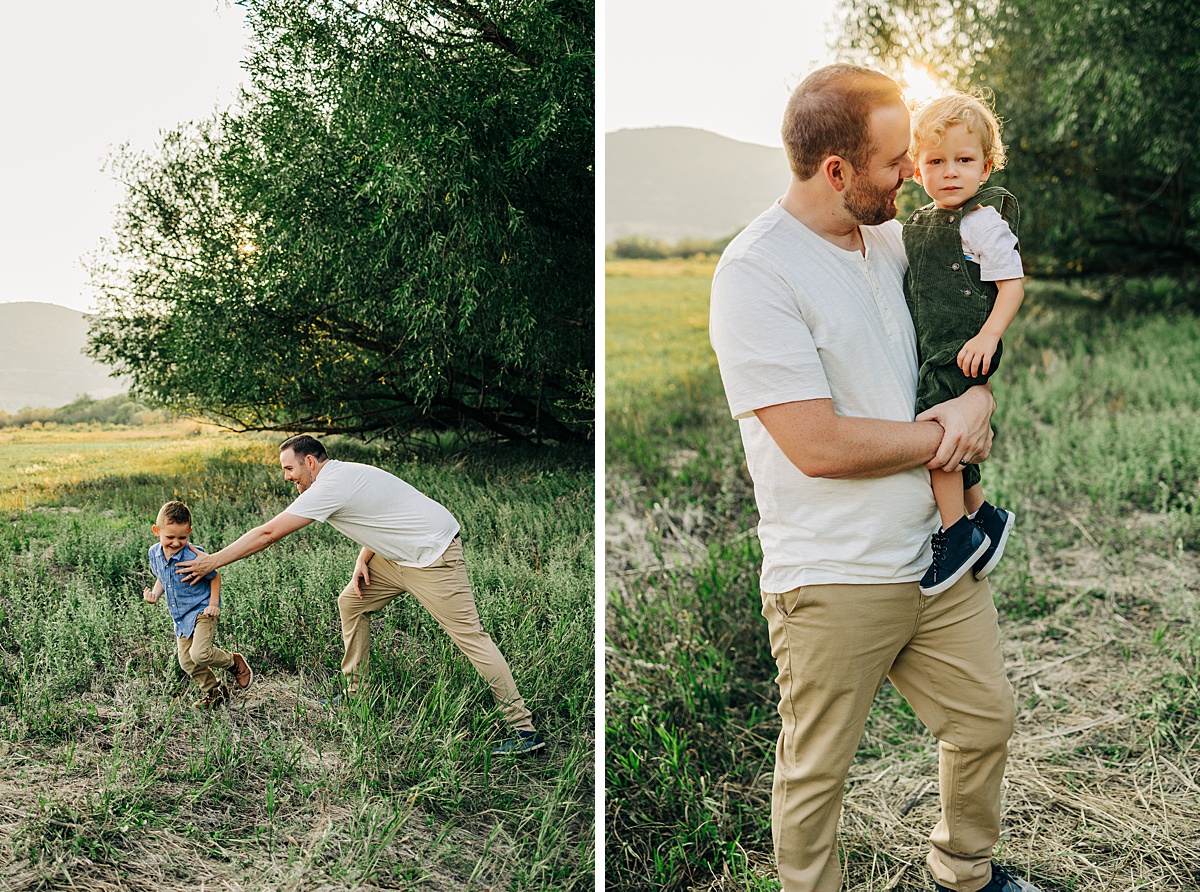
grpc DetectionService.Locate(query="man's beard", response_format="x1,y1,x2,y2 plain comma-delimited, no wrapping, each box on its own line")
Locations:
844,175,902,226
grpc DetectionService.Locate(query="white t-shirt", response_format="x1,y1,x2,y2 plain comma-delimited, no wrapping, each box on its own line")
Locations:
709,201,937,592
961,205,1023,281
286,460,460,567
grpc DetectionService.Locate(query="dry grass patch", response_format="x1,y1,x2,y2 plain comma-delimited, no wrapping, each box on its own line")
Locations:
606,486,1200,892
0,676,552,892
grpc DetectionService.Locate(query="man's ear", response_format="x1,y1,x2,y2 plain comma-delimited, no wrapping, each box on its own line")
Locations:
822,155,849,193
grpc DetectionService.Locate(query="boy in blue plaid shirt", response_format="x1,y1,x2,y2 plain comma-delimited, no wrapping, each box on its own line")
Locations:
143,500,253,707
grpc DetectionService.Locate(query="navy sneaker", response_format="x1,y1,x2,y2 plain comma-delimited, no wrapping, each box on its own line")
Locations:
320,693,346,710
935,862,1043,892
971,502,1015,579
492,729,546,756
920,516,990,596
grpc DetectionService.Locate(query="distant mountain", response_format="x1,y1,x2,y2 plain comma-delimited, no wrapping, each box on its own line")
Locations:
0,302,127,412
605,127,789,244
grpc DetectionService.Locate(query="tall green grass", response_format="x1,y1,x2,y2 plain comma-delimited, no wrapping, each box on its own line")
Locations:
606,267,1200,891
0,438,594,890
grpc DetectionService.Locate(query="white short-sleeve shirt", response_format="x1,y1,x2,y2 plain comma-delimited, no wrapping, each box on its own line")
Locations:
961,205,1023,281
709,202,938,592
287,460,460,567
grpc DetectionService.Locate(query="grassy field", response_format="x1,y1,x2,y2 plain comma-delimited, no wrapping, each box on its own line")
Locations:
0,427,595,891
605,259,1200,892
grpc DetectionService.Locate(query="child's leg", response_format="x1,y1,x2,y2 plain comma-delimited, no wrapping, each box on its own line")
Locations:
176,635,195,678
964,483,985,516
190,615,234,674
179,630,219,693
931,468,967,530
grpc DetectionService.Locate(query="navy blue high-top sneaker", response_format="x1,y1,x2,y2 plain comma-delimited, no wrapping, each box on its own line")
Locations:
919,515,990,596
934,862,1043,892
971,501,1015,579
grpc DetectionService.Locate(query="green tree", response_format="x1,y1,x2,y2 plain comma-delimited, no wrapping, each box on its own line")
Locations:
87,0,593,445
837,0,1200,278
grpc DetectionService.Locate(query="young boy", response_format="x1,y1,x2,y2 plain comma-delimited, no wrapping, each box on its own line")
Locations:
905,92,1024,595
143,500,253,707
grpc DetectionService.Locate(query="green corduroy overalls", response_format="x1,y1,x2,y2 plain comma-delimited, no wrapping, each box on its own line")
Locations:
903,185,1020,490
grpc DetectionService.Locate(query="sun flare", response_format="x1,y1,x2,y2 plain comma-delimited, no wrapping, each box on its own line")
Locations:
900,60,944,108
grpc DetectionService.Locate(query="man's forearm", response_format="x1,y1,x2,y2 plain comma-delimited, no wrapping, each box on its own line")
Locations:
755,399,943,480
209,525,284,569
756,386,994,480
818,416,944,479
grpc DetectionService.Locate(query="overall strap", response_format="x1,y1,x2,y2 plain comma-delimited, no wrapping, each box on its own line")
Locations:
959,186,1020,237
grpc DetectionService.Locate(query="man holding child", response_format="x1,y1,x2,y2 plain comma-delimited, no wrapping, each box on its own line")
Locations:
708,65,1040,892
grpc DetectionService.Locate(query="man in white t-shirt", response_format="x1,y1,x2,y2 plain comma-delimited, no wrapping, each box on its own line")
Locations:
709,65,1039,892
177,435,543,756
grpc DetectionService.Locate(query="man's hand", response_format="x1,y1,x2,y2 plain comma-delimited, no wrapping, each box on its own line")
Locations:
142,587,159,604
958,332,1000,378
176,551,220,584
917,384,995,471
348,555,371,598
203,603,220,618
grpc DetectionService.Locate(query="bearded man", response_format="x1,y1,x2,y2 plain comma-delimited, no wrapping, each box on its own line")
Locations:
709,64,1039,892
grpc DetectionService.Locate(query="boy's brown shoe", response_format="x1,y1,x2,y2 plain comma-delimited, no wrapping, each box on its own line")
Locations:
229,653,254,689
193,684,231,710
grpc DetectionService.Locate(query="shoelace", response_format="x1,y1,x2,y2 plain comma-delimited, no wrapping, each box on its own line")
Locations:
930,533,949,580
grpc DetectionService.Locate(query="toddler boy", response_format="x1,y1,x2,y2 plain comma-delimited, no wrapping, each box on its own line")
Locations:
905,92,1024,595
144,500,253,707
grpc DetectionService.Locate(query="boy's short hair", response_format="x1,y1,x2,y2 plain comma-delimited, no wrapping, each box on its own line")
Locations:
782,64,906,181
157,500,192,527
279,434,328,462
911,91,1007,171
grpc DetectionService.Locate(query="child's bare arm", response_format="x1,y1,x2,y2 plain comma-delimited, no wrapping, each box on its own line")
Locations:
143,579,163,604
203,572,222,617
958,277,1025,377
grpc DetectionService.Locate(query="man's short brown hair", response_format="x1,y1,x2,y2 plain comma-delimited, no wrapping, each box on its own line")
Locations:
782,64,905,181
279,434,328,462
156,500,192,527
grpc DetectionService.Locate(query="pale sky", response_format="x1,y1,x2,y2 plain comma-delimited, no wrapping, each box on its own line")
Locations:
604,0,844,147
5,2,850,313
0,2,249,313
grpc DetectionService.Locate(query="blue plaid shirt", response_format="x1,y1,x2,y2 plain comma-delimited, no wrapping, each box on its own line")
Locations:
148,542,217,639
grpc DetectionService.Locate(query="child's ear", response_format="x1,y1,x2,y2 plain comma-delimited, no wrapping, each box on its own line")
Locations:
981,159,993,182
152,524,160,535
913,165,924,185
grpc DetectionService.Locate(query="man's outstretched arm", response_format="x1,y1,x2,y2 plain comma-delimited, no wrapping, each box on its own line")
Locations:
756,385,994,479
176,511,312,582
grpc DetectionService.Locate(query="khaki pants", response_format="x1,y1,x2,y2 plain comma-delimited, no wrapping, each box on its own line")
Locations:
177,614,234,694
337,537,535,732
762,574,1014,892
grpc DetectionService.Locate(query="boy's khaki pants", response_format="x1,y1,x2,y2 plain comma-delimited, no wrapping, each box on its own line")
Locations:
762,573,1015,892
177,614,234,694
338,537,535,732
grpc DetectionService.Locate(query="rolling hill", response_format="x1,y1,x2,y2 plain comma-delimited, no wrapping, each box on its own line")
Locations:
0,302,127,412
605,127,789,244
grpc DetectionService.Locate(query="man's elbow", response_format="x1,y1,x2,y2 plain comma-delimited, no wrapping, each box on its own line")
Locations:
257,524,285,546
789,453,846,479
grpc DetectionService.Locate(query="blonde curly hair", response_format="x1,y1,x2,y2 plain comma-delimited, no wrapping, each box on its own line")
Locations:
910,92,1007,172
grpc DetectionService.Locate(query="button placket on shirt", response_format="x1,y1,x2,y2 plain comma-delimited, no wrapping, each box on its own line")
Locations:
863,253,904,344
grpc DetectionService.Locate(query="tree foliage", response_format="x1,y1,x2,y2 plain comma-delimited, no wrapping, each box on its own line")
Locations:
87,0,593,445
837,0,1200,278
